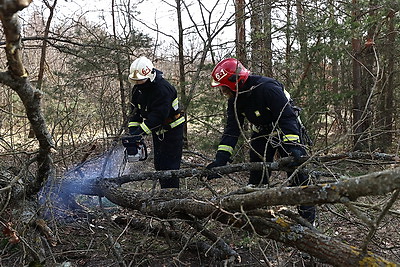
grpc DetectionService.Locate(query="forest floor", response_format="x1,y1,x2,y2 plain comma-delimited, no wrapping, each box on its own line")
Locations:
1,147,400,267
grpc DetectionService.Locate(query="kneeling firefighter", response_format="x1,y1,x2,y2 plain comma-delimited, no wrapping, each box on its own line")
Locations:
122,56,185,189
206,58,316,223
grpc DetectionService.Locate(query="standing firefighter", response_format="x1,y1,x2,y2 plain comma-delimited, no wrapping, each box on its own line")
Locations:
125,56,185,189
206,58,315,223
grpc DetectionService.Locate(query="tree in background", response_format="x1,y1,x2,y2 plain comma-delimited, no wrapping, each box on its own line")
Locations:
249,0,273,76
374,4,397,152
235,0,247,64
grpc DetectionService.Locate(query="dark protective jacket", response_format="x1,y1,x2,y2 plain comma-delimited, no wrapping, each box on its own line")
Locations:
128,69,184,135
217,75,301,155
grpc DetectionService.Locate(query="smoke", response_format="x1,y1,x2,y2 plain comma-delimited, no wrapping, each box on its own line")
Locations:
39,144,139,221
64,144,130,180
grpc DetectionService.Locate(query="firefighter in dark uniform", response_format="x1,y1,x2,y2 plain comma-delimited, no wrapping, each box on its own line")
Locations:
206,58,315,223
127,56,185,189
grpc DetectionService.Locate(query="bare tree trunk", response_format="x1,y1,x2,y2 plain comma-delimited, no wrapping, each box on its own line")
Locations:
351,0,365,151
329,1,346,136
263,0,273,77
296,0,307,73
250,0,262,73
359,0,376,150
37,0,56,90
383,10,395,147
250,0,273,76
235,0,246,64
376,9,396,151
178,1,235,115
285,0,292,88
111,0,127,128
176,0,188,148
28,0,57,138
0,2,53,196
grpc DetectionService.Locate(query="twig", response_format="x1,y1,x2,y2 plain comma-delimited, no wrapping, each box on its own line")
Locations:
99,197,127,267
342,198,375,228
361,189,400,253
184,215,240,261
350,202,400,217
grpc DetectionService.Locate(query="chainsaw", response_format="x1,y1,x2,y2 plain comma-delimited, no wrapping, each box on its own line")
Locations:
121,136,148,162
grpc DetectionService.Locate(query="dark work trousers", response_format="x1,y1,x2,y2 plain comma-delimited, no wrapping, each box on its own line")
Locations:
152,123,184,189
249,131,316,223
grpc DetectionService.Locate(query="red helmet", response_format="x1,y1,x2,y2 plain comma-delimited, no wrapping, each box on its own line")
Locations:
211,58,250,91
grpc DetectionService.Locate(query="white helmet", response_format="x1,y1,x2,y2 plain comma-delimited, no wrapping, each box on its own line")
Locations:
128,56,156,82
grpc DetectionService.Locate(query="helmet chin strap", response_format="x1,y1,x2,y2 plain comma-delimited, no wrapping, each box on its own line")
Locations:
219,86,234,98
133,79,148,85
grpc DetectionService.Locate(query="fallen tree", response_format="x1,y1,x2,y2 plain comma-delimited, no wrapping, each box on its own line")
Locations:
48,153,399,266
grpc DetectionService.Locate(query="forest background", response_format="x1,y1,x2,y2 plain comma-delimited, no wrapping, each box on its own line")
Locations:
0,0,399,266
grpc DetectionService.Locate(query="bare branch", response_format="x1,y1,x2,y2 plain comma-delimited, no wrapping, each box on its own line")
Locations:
0,1,54,196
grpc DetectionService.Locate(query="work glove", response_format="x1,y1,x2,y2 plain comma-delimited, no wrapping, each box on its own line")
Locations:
284,144,306,167
206,150,231,180
129,127,145,142
128,126,139,135
130,134,143,143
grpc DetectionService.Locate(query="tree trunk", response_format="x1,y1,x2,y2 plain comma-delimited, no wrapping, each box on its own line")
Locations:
359,0,376,151
235,0,246,64
0,3,53,196
250,0,272,76
296,0,308,75
111,0,127,128
28,0,57,138
285,0,292,88
382,10,395,148
375,9,396,151
351,0,366,151
263,0,273,77
250,0,262,73
329,0,346,136
37,0,56,90
176,0,188,148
